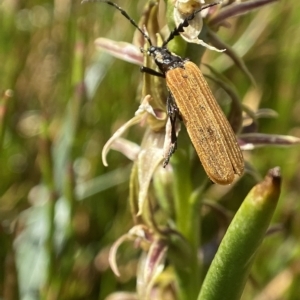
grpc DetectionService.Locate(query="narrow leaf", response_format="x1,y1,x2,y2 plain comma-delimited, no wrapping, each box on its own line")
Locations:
198,167,281,300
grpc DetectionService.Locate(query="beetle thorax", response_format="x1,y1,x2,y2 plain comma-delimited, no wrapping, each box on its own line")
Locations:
148,46,187,74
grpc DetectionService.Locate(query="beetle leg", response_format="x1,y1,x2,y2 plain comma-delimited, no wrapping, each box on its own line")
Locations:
140,66,165,78
166,93,178,144
163,93,181,167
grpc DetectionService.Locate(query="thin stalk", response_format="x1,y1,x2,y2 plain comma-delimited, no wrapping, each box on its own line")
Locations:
172,152,202,300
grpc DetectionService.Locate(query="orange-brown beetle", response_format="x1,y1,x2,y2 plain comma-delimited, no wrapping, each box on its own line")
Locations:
84,0,244,184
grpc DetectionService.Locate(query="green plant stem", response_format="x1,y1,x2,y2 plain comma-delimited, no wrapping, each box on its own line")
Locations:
172,152,202,300
39,121,57,290
0,90,13,150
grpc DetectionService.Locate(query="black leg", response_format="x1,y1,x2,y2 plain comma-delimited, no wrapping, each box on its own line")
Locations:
140,66,165,78
166,93,178,144
163,93,181,167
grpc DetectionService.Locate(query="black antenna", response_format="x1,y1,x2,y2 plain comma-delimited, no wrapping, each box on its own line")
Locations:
82,0,152,46
162,2,221,47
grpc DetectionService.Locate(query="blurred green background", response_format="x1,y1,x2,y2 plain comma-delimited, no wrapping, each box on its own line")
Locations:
0,0,300,299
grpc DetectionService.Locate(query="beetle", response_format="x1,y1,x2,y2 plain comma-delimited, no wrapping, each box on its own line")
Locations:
83,0,244,184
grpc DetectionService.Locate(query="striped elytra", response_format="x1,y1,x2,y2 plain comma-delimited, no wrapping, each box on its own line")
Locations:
166,61,244,184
